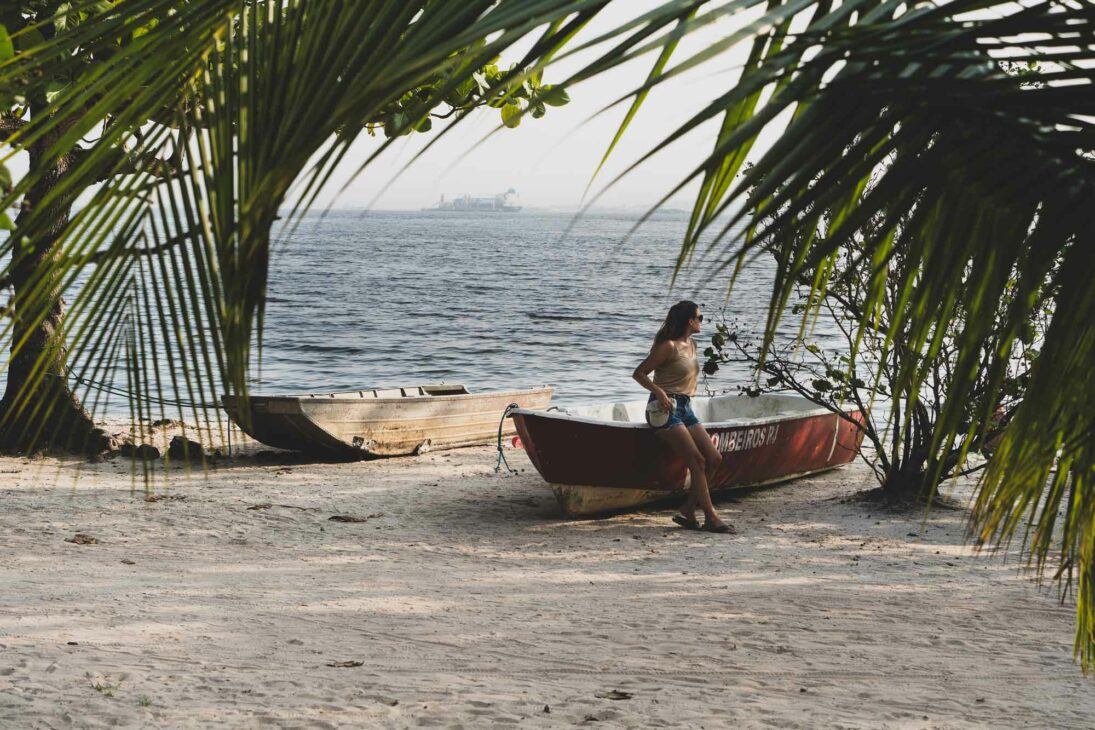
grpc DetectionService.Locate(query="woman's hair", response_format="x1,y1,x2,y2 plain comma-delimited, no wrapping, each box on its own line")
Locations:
654,300,699,344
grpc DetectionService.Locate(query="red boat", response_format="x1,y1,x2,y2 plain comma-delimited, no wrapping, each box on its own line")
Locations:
510,394,865,516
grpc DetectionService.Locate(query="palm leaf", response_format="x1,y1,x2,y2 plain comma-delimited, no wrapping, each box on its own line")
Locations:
0,0,611,451
573,0,1095,669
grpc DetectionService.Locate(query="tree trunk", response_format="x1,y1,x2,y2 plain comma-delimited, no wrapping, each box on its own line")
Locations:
0,114,113,454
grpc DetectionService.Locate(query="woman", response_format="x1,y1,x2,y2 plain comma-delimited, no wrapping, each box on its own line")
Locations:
632,300,733,533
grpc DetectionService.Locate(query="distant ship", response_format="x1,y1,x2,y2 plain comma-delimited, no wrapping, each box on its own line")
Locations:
422,188,522,212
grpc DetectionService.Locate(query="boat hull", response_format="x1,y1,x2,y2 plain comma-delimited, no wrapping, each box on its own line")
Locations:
224,385,553,457
511,396,864,516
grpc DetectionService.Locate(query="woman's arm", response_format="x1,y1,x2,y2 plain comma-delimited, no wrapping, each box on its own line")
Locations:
633,341,675,413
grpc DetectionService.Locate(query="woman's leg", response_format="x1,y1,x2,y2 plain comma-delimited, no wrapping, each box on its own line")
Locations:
657,425,723,526
687,424,723,487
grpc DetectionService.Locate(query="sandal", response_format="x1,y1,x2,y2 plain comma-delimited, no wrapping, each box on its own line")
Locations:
671,514,701,531
702,521,736,534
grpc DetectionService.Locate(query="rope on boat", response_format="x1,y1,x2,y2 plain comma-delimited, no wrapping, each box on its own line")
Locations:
494,403,521,475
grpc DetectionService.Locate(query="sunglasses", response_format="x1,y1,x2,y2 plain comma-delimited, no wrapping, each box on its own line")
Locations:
693,314,704,322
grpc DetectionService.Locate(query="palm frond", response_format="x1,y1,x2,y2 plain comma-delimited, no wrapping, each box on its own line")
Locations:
574,0,1095,668
0,0,609,452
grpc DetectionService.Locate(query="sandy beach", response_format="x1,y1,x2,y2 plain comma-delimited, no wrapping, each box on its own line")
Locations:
2,444,1093,728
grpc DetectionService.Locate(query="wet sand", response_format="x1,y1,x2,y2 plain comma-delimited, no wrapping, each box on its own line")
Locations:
1,446,1092,728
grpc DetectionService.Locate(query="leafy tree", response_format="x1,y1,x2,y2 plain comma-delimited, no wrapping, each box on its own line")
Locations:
0,0,576,453
703,201,1055,503
590,0,1095,669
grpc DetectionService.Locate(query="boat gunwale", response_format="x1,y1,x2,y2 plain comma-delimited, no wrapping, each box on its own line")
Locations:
510,397,860,431
222,385,553,406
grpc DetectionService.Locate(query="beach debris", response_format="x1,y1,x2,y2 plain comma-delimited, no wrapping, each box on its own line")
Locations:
594,690,632,701
88,673,122,697
247,503,316,511
167,436,204,460
328,515,368,523
144,494,186,503
149,418,184,430
119,443,160,461
326,660,363,668
543,705,551,714
120,559,136,565
65,533,99,545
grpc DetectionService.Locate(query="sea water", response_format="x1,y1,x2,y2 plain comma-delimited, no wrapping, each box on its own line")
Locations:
255,209,840,406
3,208,847,415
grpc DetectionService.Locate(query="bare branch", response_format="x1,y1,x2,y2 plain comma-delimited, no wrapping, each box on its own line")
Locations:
69,143,181,184
84,229,190,265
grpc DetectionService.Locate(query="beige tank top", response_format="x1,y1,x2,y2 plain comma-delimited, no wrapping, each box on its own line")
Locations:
653,338,699,396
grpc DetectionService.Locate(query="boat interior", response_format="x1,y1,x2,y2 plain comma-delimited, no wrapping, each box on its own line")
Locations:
297,384,471,399
560,393,828,425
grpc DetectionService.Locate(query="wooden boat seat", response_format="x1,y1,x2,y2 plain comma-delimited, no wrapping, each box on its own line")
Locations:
422,385,470,396
373,388,404,398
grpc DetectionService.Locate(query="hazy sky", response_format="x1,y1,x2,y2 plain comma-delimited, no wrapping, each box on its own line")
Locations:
309,2,758,211
3,3,762,213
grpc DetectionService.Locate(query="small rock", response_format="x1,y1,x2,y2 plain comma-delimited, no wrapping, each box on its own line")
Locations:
543,705,550,714
167,436,204,460
329,515,368,523
65,533,98,545
120,559,136,565
119,443,160,461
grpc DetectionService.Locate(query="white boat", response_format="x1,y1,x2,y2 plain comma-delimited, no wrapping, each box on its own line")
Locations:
421,189,522,212
223,384,553,457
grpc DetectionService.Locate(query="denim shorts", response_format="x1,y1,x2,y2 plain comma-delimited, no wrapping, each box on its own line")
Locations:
646,393,700,429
